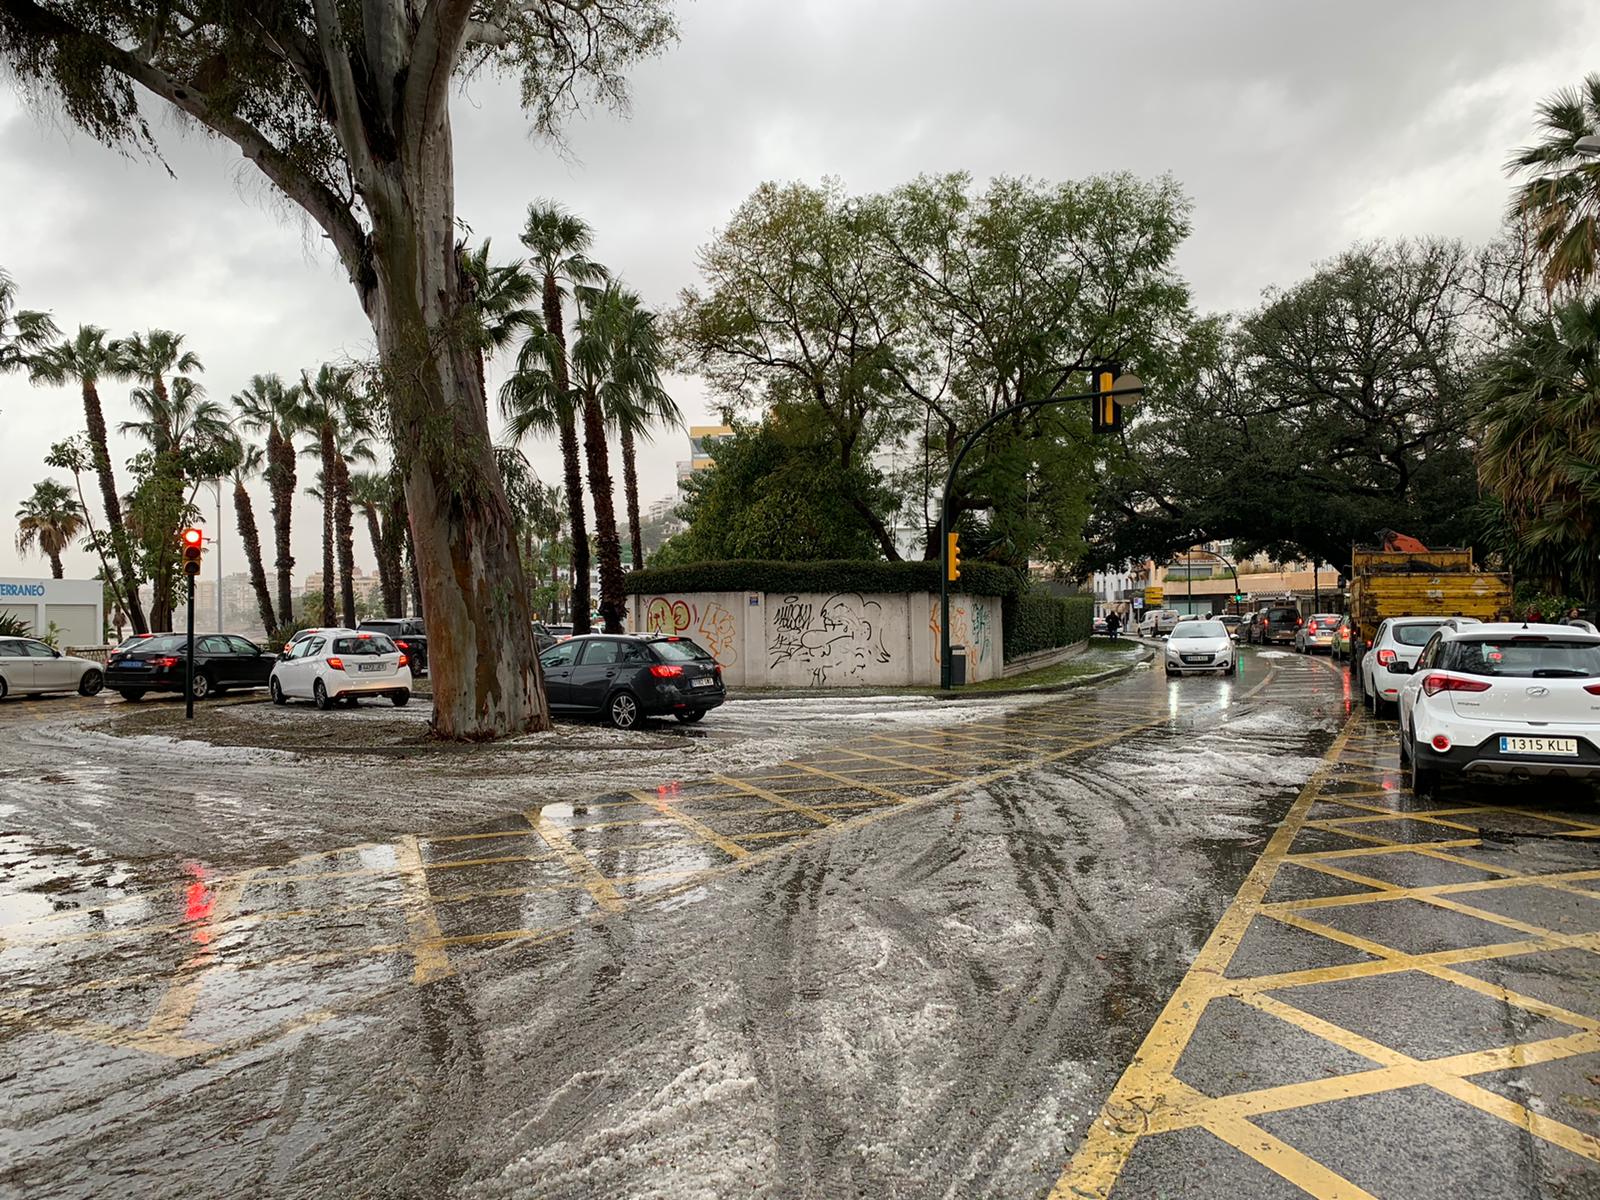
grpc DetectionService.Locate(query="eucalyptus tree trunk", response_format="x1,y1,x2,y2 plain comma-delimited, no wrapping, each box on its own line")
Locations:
233,479,277,635
266,425,297,621
82,378,147,633
581,388,627,633
620,423,644,572
333,450,357,626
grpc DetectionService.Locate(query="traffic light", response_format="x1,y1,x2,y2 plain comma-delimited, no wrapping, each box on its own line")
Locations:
1090,364,1123,435
946,531,961,582
180,527,204,577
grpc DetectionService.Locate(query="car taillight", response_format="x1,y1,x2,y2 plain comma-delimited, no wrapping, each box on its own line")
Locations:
1583,683,1600,695
397,653,408,667
1376,649,1396,666
327,656,345,671
1421,673,1491,696
1296,618,1304,627
396,640,409,649
1432,734,1452,751
155,656,180,669
649,664,684,678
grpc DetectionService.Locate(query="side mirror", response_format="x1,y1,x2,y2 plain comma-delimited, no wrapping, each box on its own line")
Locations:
278,652,290,662
52,649,61,657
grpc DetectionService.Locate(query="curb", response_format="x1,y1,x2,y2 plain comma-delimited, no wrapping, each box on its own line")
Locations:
931,644,1156,700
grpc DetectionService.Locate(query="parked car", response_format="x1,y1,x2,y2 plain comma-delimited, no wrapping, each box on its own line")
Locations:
1331,617,1355,663
282,626,340,654
1396,622,1600,795
1358,617,1446,717
531,621,559,651
1257,605,1303,646
112,632,163,654
1218,614,1244,641
105,633,277,701
1295,613,1343,654
0,636,105,700
1163,619,1237,677
270,628,412,709
1243,609,1270,645
539,633,726,729
546,623,574,640
1092,615,1109,636
1138,609,1181,637
357,617,427,675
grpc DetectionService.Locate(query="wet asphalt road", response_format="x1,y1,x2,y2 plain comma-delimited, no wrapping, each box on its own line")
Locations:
2,647,1599,1199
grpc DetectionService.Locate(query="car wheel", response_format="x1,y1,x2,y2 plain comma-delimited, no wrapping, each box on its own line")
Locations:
1225,661,1237,677
314,680,333,711
190,672,212,700
270,678,288,706
0,675,7,701
118,689,145,702
78,669,103,697
674,709,706,723
1374,692,1395,720
1408,738,1440,798
606,690,640,730
391,689,410,708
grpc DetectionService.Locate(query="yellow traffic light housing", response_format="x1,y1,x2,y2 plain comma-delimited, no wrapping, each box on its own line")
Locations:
946,531,961,581
1091,366,1123,435
181,527,204,577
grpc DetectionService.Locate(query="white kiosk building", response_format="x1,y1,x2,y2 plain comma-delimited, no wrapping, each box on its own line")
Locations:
0,577,105,648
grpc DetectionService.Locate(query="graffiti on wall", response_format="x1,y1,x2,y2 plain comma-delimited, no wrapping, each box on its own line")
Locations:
929,598,994,669
769,592,891,685
642,596,740,666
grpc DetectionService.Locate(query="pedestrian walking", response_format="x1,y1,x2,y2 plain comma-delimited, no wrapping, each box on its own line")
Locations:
1104,610,1121,641
1564,606,1582,625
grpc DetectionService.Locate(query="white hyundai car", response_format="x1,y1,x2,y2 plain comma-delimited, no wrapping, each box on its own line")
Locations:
1395,622,1600,795
1164,619,1237,676
270,628,412,710
0,636,105,700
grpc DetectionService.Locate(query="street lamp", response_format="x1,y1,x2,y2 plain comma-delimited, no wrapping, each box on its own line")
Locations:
1575,135,1600,159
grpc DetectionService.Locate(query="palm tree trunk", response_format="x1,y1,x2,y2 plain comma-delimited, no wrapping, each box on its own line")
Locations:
581,388,626,633
364,504,396,616
48,550,64,579
233,479,277,634
544,273,591,636
620,423,644,572
83,380,147,633
267,426,297,621
333,450,357,627
318,424,336,625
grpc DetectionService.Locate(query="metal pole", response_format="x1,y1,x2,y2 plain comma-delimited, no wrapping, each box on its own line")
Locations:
214,482,224,632
1313,559,1320,613
1188,552,1193,614
185,573,196,721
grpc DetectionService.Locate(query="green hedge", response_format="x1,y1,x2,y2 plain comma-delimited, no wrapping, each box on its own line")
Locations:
1003,592,1094,659
627,559,1025,600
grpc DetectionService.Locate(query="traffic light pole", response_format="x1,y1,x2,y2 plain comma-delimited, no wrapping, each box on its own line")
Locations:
185,573,196,720
938,379,1145,689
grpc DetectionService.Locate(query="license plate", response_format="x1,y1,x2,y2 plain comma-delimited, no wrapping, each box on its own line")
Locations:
120,661,148,669
691,677,715,688
1500,736,1578,756
358,663,386,673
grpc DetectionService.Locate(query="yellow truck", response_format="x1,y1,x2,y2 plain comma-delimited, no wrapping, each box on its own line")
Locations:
1344,543,1513,664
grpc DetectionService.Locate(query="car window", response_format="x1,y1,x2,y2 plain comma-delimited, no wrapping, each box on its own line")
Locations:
579,639,625,666
651,638,714,662
0,641,22,657
306,638,326,658
540,642,579,670
1392,623,1442,647
21,640,55,658
1447,637,1600,678
333,635,396,655
1416,634,1442,669
1174,621,1227,638
199,636,230,654
1267,607,1300,621
227,636,260,655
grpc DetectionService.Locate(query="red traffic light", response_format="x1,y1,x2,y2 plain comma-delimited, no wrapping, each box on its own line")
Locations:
181,528,204,547
180,527,205,576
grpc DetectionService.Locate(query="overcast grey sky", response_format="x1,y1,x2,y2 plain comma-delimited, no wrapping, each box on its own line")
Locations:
2,0,1595,582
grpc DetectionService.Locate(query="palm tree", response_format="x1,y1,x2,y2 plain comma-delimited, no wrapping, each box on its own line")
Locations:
224,438,277,634
1476,295,1600,601
15,479,84,579
29,325,147,632
232,373,305,622
115,330,203,446
519,202,609,634
350,470,404,617
0,267,57,375
597,288,682,571
296,364,370,626
461,239,538,401
1509,74,1600,294
569,285,635,632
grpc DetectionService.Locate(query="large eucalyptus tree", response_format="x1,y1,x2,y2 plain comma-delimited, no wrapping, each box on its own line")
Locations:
0,0,674,737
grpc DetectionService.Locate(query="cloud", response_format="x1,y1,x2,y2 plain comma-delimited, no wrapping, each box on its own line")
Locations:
3,0,1596,584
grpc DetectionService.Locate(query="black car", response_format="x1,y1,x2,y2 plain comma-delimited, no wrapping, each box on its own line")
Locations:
357,617,427,675
539,633,725,729
105,633,278,701
530,622,558,652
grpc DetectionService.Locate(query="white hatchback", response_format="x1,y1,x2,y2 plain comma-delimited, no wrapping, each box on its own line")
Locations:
270,628,412,710
1395,622,1600,794
1164,619,1237,676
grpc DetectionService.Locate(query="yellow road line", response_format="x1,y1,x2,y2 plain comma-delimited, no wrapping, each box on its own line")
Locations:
394,834,454,985
524,809,626,912
144,866,262,1039
628,789,750,860
714,774,835,825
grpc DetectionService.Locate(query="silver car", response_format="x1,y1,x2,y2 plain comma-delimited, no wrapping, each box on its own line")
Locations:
1164,619,1238,677
0,636,105,700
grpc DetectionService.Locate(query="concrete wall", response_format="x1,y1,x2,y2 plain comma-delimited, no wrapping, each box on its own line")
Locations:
630,589,1003,688
0,577,104,647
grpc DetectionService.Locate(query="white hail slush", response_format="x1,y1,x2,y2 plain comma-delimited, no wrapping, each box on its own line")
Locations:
270,628,412,710
1396,621,1600,795
1164,619,1237,677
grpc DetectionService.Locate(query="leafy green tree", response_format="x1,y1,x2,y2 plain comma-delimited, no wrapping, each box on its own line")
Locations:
43,435,131,624
15,478,83,578
0,0,674,738
655,418,891,564
1508,74,1600,293
1475,296,1600,601
232,373,306,622
29,325,147,631
517,202,608,635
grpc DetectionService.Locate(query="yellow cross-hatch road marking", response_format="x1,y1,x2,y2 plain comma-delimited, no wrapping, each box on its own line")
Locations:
524,809,626,912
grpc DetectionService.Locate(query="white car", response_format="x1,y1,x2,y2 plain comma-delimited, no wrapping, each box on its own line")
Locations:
0,636,105,700
1395,622,1600,795
1164,619,1237,677
1359,617,1448,718
270,628,412,710
1139,609,1182,637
